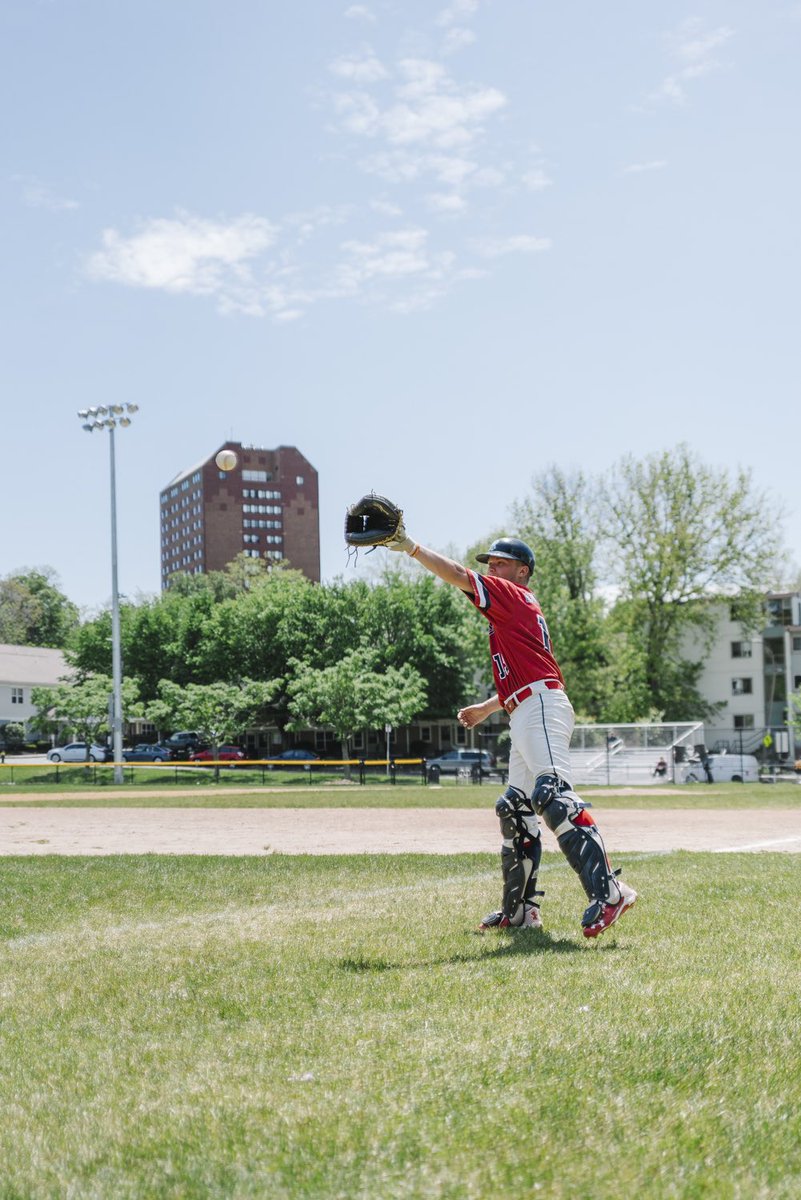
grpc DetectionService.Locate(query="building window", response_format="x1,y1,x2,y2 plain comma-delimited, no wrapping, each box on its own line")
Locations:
733,714,755,729
296,475,305,485
731,641,752,658
766,596,793,626
11,687,23,704
455,724,467,746
242,469,269,482
419,725,432,744
732,678,753,695
353,731,365,751
793,636,801,652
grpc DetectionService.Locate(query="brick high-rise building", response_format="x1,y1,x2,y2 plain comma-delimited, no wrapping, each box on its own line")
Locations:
160,443,320,586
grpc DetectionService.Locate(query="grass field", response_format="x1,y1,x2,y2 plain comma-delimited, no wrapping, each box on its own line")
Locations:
1,779,800,808
2,851,800,1198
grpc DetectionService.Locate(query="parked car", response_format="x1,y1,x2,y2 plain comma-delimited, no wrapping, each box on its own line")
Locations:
189,745,246,764
684,752,759,784
161,732,202,759
122,743,174,763
47,742,111,763
425,748,496,776
265,748,320,771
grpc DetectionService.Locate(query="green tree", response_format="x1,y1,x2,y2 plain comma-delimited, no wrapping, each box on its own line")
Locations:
354,567,487,713
0,568,79,648
286,647,427,775
508,467,618,718
145,679,279,764
0,722,25,752
601,444,780,719
789,690,801,747
31,674,142,757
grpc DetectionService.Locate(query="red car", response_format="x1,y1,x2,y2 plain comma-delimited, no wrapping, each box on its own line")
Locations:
189,745,246,764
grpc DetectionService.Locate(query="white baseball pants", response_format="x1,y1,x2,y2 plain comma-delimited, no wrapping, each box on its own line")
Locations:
507,687,576,838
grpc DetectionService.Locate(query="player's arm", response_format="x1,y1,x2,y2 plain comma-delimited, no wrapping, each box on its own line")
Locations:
458,695,502,728
397,541,471,591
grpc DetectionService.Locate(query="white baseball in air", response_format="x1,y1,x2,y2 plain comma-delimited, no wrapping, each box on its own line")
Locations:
216,449,238,471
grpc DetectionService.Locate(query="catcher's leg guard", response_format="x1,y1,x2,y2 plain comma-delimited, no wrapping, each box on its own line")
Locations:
533,773,622,925
492,786,543,927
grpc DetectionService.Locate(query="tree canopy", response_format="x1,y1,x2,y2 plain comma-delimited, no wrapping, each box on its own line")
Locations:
0,568,79,649
20,445,784,733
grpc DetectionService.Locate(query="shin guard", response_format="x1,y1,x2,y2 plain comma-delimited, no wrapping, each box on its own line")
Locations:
533,773,622,913
495,786,543,926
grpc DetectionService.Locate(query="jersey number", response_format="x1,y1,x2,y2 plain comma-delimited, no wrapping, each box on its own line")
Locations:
537,615,551,652
492,652,510,681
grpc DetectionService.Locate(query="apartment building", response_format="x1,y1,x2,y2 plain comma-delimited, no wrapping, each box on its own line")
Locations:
684,591,801,752
160,442,320,586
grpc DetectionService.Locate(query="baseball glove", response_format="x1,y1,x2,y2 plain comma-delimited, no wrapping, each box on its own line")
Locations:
344,493,410,550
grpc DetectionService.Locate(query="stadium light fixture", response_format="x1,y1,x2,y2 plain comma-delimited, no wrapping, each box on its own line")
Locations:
75,405,140,784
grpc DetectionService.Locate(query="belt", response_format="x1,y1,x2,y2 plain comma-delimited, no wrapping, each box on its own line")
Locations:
503,679,563,715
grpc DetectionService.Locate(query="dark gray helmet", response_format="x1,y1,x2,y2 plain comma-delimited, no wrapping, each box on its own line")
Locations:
476,537,535,575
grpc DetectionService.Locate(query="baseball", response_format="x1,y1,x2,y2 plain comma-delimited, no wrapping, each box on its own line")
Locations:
216,449,238,472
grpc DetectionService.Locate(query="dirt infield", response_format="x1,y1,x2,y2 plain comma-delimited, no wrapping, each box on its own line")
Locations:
2,806,801,855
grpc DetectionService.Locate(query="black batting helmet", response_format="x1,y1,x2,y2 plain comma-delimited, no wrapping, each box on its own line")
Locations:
476,537,535,575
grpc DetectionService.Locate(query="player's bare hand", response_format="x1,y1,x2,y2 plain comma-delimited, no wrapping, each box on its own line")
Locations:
458,704,486,729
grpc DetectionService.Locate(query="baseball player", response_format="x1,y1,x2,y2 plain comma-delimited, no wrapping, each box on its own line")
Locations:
390,530,637,939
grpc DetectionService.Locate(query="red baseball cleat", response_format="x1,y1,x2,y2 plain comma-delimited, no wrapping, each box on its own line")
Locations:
582,882,638,939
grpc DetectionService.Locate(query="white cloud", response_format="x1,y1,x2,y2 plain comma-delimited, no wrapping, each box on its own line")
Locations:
441,27,476,55
652,19,735,105
436,0,479,27
471,166,505,188
361,150,478,186
674,22,734,63
344,5,376,21
87,211,474,320
623,160,668,174
370,198,403,217
471,234,551,258
86,212,277,299
522,167,552,192
329,50,389,83
15,175,79,212
334,56,506,150
337,227,432,288
427,192,466,213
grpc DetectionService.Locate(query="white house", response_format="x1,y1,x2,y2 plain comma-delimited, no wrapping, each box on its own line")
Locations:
0,644,69,737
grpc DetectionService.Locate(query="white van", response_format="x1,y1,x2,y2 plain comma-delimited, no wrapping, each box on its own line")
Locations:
684,752,759,784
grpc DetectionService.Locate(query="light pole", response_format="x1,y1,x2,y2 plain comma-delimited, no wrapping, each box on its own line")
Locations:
77,403,139,784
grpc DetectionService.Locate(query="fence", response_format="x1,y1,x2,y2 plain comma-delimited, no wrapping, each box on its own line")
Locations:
570,722,705,787
0,758,438,788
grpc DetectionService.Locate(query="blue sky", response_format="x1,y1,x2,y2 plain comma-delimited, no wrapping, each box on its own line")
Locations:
2,0,799,612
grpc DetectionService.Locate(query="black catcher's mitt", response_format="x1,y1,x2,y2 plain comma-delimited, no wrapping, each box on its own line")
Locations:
344,493,406,548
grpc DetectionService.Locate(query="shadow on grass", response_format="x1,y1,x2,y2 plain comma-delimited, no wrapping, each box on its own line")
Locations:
337,930,592,974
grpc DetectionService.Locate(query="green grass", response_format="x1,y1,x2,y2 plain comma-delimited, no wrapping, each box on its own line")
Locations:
0,763,428,791
2,852,800,1198
1,778,800,808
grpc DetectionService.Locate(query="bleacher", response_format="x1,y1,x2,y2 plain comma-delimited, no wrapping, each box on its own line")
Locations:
570,721,704,787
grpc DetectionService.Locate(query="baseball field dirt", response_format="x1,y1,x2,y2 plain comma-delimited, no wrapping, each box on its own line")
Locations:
1,805,800,855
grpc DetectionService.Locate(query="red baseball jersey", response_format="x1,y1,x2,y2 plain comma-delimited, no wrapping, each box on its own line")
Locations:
465,570,564,703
